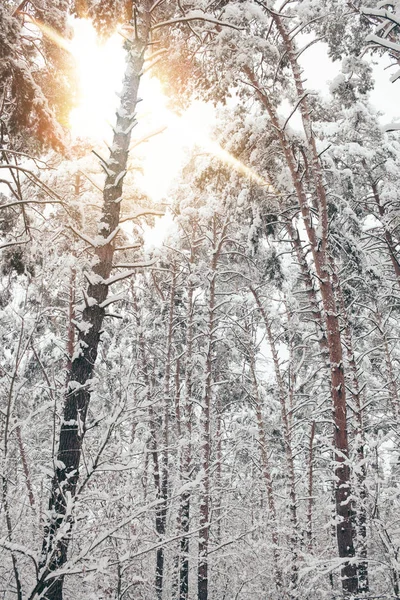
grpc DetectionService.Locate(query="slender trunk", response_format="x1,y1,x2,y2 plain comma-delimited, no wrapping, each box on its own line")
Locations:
66,267,75,374
372,444,400,597
248,338,282,591
172,358,181,600
250,287,298,591
214,407,222,544
198,242,216,600
131,283,164,596
284,221,329,365
16,425,35,508
370,177,400,288
307,421,316,552
198,218,227,600
156,264,177,600
2,305,27,600
376,308,400,419
180,268,194,600
31,27,147,600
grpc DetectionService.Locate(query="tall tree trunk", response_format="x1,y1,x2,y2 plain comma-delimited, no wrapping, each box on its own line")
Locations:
198,217,227,600
156,264,177,599
180,259,195,600
31,24,148,600
284,221,329,365
246,326,283,592
307,421,316,552
368,174,400,289
375,307,400,419
245,32,358,590
250,287,298,593
333,263,369,593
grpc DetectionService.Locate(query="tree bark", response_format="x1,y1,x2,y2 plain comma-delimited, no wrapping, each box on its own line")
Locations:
156,264,177,599
198,217,227,600
247,328,283,592
31,25,148,600
250,287,298,592
245,17,358,588
180,256,195,600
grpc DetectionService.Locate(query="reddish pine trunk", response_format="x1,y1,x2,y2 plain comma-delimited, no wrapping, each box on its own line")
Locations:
245,19,358,587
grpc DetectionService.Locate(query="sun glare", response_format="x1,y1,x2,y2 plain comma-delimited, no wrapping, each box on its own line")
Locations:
29,17,271,204
66,20,272,200
68,20,126,140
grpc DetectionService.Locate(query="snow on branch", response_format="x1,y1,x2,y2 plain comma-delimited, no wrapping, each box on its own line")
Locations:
68,225,98,247
119,209,165,222
0,239,30,250
0,164,63,201
68,225,121,248
365,32,400,53
99,293,125,308
104,260,157,285
0,199,63,210
0,538,38,567
362,7,400,29
151,10,243,32
382,121,400,131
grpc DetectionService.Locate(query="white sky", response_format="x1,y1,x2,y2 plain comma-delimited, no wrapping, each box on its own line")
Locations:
299,39,400,122
67,22,400,203
3,20,398,227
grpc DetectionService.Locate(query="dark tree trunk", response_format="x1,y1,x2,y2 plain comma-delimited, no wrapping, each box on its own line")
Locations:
30,29,147,600
180,492,190,600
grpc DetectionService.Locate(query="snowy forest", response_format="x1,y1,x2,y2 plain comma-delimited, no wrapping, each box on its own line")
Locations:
3,0,400,599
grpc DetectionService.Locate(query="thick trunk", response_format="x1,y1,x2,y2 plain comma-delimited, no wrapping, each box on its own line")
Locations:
31,35,146,600
333,265,369,592
269,19,358,589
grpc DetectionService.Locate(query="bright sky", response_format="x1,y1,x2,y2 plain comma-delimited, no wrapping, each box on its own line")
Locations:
299,39,400,122
65,19,400,247
68,20,400,177
68,19,217,204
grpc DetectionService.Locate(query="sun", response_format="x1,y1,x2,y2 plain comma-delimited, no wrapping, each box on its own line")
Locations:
68,20,126,140
28,17,271,203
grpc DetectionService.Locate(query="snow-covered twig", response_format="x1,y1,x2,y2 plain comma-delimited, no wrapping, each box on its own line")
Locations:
151,11,243,32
